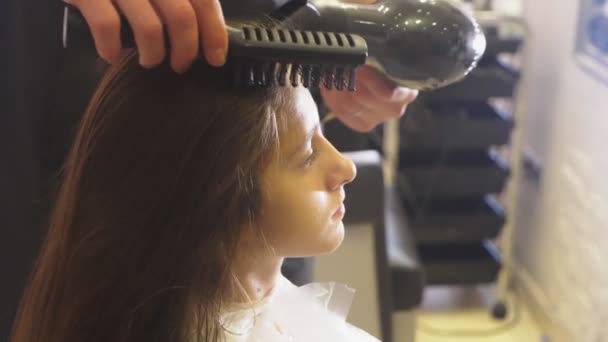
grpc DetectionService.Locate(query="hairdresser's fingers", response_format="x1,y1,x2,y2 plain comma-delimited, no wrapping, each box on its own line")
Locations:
355,82,413,119
352,91,411,126
115,0,166,68
321,90,377,132
68,0,122,64
191,0,228,67
347,84,407,129
321,67,418,132
152,0,199,73
357,66,418,103
356,66,418,120
335,107,377,133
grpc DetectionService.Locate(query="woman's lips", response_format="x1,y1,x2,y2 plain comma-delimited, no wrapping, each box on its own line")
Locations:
332,203,345,220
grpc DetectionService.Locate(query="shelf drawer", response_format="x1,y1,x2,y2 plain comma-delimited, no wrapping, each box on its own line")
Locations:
418,241,501,285
399,101,513,149
401,195,505,243
397,149,510,198
420,59,519,103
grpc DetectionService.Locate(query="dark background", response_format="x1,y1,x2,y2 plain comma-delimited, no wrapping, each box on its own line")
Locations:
1,1,106,338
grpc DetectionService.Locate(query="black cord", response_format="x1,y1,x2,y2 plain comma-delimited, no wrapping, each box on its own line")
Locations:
418,103,461,212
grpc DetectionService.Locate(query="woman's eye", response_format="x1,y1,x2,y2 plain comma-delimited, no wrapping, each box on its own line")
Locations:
303,150,319,168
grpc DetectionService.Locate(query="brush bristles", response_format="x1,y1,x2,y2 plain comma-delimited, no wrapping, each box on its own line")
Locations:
233,61,358,91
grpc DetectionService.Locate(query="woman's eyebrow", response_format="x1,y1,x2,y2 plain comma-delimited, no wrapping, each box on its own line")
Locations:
287,122,320,160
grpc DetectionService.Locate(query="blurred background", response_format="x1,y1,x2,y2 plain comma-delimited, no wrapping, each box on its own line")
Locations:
2,0,608,341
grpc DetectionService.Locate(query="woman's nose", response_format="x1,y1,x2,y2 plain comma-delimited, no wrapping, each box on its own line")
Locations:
327,150,357,191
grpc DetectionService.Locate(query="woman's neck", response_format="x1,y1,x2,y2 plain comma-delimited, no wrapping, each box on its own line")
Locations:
228,243,284,303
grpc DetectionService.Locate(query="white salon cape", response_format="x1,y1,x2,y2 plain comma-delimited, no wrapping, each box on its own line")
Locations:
220,275,380,341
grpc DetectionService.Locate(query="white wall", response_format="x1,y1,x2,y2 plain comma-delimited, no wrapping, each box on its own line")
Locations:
510,1,608,341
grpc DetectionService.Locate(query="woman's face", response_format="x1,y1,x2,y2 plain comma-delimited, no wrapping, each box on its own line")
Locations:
257,87,357,257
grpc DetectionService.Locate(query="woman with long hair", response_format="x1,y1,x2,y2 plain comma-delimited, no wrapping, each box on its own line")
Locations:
10,50,381,341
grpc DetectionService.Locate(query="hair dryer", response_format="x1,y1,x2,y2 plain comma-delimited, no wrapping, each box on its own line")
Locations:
275,0,486,90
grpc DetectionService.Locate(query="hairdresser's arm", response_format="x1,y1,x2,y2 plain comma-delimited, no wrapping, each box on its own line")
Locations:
320,0,418,132
65,0,228,72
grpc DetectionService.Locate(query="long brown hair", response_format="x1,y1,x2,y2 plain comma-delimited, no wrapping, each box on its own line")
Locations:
11,51,294,342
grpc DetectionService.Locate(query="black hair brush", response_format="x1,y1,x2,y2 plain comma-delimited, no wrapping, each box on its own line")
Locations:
62,4,368,91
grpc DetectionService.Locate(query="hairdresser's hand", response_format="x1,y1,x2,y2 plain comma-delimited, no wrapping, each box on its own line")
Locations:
320,67,418,132
66,0,228,72
319,0,418,132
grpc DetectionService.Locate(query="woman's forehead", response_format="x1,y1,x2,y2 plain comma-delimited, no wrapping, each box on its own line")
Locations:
279,88,319,151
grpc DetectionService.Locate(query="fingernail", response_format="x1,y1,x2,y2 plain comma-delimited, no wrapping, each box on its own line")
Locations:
392,87,417,101
100,55,115,65
209,48,226,67
107,56,119,65
174,66,188,74
139,56,158,69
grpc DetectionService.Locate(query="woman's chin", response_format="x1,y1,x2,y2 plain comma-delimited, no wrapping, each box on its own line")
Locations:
280,222,345,257
318,221,345,255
